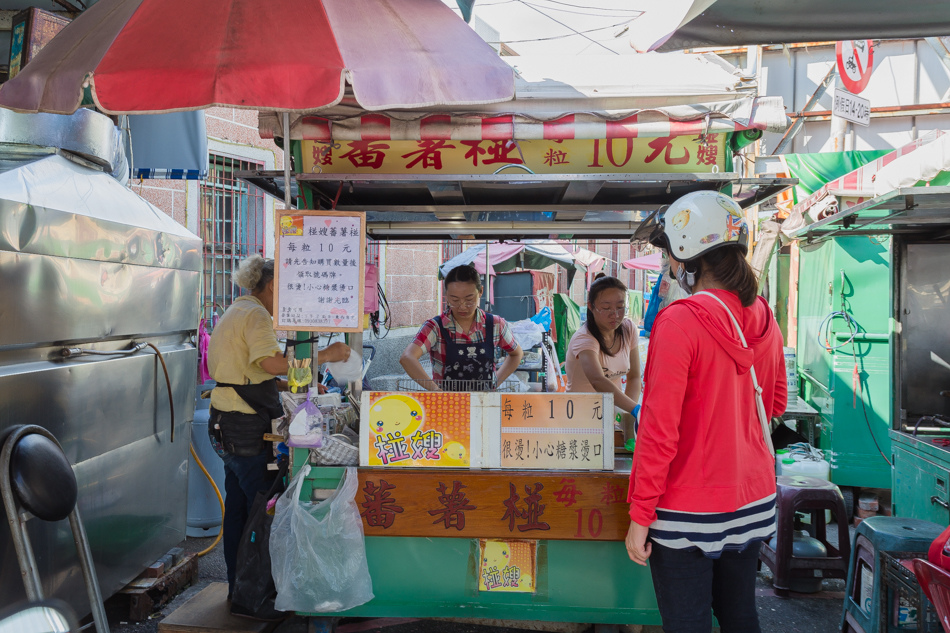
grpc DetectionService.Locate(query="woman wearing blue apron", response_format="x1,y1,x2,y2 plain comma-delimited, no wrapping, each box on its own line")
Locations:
401,264,523,391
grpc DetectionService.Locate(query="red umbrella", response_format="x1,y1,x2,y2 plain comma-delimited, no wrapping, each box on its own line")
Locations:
0,0,515,115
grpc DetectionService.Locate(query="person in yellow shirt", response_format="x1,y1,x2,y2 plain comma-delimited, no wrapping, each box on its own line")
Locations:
207,255,349,615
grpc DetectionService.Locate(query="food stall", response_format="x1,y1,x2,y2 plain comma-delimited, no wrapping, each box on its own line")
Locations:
787,130,950,522
242,52,794,625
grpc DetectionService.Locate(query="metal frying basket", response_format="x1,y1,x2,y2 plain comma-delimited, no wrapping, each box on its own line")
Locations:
395,378,518,392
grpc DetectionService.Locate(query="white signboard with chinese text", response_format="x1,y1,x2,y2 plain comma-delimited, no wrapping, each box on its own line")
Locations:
833,89,871,127
274,210,366,332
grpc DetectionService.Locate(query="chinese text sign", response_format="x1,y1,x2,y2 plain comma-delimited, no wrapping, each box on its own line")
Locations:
500,393,610,470
274,211,366,332
363,392,473,468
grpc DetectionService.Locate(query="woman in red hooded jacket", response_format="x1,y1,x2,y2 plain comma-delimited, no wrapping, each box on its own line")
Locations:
626,191,787,633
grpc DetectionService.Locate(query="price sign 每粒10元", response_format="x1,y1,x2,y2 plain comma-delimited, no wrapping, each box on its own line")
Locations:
274,211,366,332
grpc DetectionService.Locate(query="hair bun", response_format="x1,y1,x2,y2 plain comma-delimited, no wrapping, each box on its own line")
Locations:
233,255,265,290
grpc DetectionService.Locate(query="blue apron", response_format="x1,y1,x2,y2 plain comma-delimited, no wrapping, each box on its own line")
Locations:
437,313,496,391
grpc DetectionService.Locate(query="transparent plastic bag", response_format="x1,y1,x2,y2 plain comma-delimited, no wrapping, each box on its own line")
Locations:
270,465,374,612
287,399,325,449
287,366,313,393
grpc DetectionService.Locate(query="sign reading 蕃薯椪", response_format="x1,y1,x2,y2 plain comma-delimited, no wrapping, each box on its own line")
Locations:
274,210,366,332
355,470,632,540
303,136,728,175
833,89,870,127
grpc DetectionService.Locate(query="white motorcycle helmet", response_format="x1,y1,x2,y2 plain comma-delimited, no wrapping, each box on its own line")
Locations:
635,190,749,263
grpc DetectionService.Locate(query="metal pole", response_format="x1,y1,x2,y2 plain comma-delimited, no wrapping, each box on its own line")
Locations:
484,240,490,310
282,112,292,210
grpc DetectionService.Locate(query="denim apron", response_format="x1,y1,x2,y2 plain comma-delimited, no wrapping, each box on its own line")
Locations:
437,313,496,391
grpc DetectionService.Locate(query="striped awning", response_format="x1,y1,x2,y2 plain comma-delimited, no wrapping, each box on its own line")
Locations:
792,130,947,217
260,96,787,142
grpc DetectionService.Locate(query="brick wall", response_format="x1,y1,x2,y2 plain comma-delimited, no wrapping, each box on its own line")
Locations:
383,242,442,328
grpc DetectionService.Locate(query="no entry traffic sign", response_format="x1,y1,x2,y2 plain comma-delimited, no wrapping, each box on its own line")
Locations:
836,40,874,95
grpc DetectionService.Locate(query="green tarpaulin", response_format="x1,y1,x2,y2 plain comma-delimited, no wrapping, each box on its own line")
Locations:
783,150,890,204
554,293,581,368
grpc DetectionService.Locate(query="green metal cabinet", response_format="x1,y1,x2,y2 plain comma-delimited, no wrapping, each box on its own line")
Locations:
891,431,950,524
296,463,661,625
797,236,894,489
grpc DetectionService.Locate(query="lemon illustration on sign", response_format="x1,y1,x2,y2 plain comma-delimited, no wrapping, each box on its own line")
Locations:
671,208,691,230
371,394,425,437
483,540,511,571
441,441,468,466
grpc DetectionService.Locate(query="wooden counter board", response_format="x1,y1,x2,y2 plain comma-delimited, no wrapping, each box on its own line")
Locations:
354,469,631,541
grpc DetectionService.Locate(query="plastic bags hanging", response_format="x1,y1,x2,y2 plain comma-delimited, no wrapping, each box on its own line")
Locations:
287,398,325,449
270,465,374,613
325,351,363,384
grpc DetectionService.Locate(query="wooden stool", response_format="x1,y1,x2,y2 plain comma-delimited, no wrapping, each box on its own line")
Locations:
758,475,851,597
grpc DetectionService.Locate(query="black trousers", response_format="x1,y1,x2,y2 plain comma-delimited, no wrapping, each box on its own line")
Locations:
649,540,763,633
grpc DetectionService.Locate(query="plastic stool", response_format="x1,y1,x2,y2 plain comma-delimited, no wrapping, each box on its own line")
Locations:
841,516,944,633
758,475,851,597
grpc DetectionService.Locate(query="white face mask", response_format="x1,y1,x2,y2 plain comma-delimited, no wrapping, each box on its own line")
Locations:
675,265,695,295
656,253,686,307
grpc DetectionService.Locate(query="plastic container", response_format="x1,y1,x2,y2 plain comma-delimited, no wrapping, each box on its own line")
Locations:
187,382,227,537
768,530,828,593
775,449,790,475
784,347,799,405
780,456,830,480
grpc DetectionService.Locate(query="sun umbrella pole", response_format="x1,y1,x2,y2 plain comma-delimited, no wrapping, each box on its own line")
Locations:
282,112,292,210
485,240,490,310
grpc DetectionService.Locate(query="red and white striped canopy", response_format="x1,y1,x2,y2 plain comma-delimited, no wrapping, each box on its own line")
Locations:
260,97,787,142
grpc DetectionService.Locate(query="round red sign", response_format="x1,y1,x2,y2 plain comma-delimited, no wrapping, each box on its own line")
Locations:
836,40,874,95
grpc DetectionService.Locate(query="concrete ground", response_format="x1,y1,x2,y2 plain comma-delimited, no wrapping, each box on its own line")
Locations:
105,531,847,633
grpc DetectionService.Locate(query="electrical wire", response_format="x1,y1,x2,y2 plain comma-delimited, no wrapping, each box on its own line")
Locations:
515,0,641,17
485,19,631,44
821,272,891,467
816,310,859,352
144,342,175,443
514,0,619,54
369,283,392,339
526,0,643,14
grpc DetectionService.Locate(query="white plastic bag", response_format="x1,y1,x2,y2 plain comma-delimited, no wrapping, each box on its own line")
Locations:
509,318,544,351
270,465,374,612
325,352,363,384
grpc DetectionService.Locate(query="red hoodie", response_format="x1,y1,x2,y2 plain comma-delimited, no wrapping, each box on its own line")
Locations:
628,289,787,527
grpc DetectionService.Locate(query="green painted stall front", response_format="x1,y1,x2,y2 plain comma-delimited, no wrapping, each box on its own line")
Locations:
296,462,661,624
796,236,894,489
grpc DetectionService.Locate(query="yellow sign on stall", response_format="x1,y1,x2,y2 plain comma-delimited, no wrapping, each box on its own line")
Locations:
363,392,473,468
478,539,537,593
302,136,727,176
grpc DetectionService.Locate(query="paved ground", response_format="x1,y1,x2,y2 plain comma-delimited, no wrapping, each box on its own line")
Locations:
104,532,847,633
